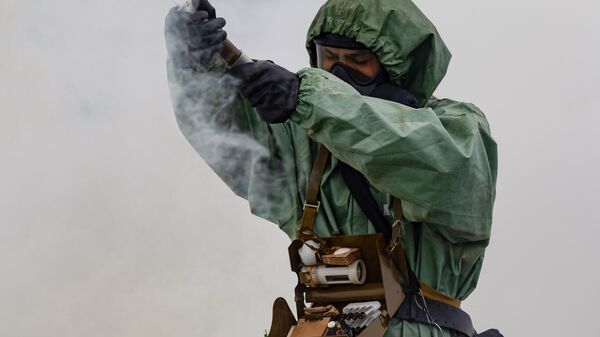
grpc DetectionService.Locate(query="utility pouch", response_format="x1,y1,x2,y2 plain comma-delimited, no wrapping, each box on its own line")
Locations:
266,234,404,337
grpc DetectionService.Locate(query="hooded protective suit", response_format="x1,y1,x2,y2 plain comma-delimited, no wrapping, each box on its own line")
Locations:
167,0,497,336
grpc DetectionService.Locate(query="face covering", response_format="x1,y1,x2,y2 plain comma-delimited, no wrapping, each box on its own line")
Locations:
329,62,418,108
330,62,387,96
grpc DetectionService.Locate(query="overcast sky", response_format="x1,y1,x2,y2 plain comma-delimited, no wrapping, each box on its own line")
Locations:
1,1,599,336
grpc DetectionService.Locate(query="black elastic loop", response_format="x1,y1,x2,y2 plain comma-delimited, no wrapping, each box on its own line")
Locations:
339,162,392,242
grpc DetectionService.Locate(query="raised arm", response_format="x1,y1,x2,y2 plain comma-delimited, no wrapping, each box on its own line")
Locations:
291,68,498,242
164,5,300,230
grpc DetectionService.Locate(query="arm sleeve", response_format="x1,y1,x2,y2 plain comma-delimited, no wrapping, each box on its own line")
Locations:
290,68,498,242
166,59,302,232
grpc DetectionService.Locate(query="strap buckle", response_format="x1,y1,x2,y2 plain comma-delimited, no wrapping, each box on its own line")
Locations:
303,201,321,213
378,310,391,328
387,220,403,253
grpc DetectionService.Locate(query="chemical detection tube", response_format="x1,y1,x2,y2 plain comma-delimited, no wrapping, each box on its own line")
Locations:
180,0,253,67
300,260,367,286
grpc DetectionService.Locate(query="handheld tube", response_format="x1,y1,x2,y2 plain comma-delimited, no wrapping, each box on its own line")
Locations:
180,0,252,67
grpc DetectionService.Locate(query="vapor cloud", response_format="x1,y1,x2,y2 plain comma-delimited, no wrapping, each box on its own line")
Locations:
1,1,598,337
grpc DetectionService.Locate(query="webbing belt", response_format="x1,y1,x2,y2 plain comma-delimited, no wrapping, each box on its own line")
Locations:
297,144,462,310
394,295,476,337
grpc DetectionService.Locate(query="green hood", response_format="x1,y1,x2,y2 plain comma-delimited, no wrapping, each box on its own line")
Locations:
306,0,452,106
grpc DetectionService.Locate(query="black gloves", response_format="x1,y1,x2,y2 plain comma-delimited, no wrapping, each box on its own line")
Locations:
165,1,299,123
228,62,300,124
164,0,227,70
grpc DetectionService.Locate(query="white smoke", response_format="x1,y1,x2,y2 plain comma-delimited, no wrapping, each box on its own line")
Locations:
1,1,599,337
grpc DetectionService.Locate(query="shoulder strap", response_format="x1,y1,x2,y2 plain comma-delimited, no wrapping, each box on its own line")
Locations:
339,162,392,242
297,145,331,241
339,162,420,293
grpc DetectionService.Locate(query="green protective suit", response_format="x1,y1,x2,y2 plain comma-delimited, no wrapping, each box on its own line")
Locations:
167,0,497,336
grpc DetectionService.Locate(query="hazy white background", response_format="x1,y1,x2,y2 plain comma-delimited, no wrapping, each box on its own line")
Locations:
1,0,599,336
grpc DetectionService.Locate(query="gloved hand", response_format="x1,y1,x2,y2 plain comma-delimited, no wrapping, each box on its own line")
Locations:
228,62,300,124
164,0,227,70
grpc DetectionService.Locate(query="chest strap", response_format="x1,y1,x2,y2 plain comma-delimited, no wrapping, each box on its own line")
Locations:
297,144,331,241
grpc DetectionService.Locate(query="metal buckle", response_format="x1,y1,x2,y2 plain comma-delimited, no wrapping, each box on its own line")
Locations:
303,201,321,212
387,240,400,255
379,310,391,328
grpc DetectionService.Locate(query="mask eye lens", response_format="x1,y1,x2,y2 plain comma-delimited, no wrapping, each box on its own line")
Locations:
315,43,330,69
315,43,378,78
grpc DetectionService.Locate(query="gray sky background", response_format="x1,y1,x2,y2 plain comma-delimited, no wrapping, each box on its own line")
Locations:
1,0,599,336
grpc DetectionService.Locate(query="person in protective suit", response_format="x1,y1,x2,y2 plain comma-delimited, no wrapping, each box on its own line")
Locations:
165,0,500,336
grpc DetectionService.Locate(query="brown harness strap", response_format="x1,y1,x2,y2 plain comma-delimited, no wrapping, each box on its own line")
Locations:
388,199,462,308
297,145,331,241
390,198,404,247
387,199,412,288
419,282,462,308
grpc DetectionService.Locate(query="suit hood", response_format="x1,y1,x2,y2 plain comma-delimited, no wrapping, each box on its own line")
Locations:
306,0,452,106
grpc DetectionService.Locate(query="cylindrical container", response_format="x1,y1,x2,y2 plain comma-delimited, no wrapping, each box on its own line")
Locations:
300,260,366,287
298,240,321,266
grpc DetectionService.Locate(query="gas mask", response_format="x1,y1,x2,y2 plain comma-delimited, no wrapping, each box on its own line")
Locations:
314,35,418,107
330,62,418,108
330,62,387,96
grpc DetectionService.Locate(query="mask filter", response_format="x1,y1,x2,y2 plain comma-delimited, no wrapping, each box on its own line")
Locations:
330,63,386,96
330,63,418,107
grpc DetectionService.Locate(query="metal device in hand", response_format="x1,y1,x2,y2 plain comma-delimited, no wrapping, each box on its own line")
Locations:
180,0,253,67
